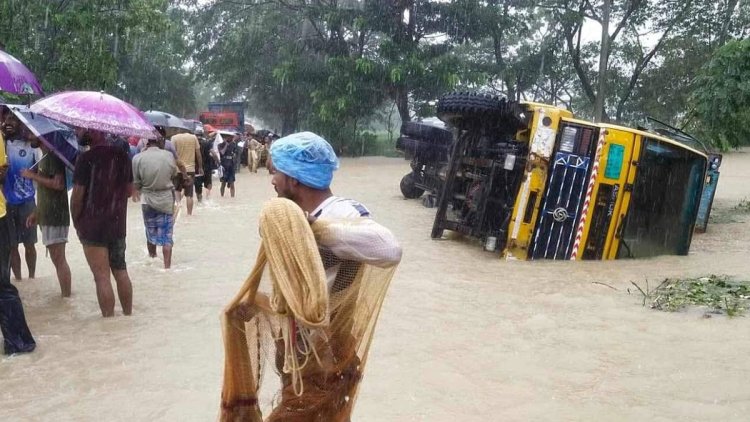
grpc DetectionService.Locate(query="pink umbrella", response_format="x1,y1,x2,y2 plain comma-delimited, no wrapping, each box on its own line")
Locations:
30,91,156,138
0,49,43,95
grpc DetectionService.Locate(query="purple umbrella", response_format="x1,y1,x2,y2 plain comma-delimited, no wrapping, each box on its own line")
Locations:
0,50,43,95
29,91,156,138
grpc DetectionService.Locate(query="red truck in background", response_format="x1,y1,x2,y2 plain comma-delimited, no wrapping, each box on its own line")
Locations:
198,102,246,133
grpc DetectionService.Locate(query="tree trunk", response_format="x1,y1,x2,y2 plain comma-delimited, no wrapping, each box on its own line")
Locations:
395,87,410,123
719,0,740,46
595,0,611,122
281,111,298,136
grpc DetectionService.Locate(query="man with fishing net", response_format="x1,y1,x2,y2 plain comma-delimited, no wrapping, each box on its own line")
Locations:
220,132,402,421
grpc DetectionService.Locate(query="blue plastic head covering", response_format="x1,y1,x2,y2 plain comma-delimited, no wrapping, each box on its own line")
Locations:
270,131,339,190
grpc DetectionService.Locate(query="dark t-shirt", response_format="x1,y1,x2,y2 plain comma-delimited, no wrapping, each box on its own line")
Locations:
73,145,133,243
219,142,238,169
37,153,70,227
200,138,215,172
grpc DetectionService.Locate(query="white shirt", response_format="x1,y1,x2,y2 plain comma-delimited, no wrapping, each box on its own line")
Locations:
312,196,371,219
312,196,402,289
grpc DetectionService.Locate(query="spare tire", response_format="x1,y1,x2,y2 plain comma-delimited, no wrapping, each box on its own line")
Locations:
437,91,528,132
400,172,425,199
400,122,453,146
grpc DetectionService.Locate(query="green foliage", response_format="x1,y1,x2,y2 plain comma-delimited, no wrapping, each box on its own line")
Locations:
0,0,195,115
3,0,747,154
735,198,750,213
691,38,750,149
634,275,750,317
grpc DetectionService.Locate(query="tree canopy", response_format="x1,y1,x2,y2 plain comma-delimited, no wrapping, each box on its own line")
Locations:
1,0,748,150
691,38,750,149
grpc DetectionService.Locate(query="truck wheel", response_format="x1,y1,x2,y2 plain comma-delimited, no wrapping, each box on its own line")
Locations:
437,91,527,131
400,173,425,199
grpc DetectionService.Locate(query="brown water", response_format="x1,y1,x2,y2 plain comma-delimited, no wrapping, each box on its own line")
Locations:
1,152,749,421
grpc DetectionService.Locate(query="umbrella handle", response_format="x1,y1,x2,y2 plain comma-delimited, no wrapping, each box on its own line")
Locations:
27,152,48,171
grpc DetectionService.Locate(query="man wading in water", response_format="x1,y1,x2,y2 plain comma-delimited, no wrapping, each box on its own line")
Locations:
220,132,401,421
71,129,134,317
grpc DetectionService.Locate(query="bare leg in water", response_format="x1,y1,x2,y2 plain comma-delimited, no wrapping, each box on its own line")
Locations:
24,242,36,279
186,197,194,215
48,243,71,297
147,242,157,258
10,243,36,279
83,246,132,316
82,245,115,317
112,269,132,315
162,245,172,269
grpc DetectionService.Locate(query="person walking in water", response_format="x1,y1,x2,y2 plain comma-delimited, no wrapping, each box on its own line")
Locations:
247,134,262,173
2,113,38,280
219,134,239,198
132,137,181,269
71,129,133,317
171,131,202,216
0,122,35,354
21,135,73,297
220,132,401,420
195,128,218,203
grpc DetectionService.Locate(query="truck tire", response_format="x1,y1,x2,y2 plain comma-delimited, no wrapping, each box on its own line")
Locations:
400,172,425,199
400,122,453,146
437,91,527,131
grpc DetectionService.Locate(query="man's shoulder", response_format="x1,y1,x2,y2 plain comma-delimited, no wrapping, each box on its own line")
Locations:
173,133,197,144
6,139,30,151
155,148,176,161
318,197,371,219
86,145,128,160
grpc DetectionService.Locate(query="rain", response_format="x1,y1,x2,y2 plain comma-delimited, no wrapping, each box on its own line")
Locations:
0,1,749,421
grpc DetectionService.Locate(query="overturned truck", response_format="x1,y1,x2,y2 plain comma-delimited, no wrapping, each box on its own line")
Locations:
429,92,720,260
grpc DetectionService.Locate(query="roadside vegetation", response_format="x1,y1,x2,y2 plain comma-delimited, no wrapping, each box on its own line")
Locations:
630,275,750,317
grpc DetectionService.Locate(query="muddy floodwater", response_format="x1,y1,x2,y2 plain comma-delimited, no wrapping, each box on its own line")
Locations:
1,152,749,421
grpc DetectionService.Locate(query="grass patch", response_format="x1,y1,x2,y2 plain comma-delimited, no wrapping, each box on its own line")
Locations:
735,198,750,213
630,275,750,317
709,198,750,224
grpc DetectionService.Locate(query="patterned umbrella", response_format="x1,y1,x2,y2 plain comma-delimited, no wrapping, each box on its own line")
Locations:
5,104,80,169
30,91,156,138
0,50,43,95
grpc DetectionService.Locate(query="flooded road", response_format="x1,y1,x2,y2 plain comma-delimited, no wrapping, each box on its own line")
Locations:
1,152,749,421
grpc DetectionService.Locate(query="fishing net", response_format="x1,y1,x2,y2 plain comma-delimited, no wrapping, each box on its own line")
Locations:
220,198,400,421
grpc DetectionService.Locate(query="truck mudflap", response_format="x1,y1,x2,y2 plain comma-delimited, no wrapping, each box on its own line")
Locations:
695,153,722,233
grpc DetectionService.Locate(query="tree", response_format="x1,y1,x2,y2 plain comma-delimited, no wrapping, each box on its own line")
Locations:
442,0,539,101
615,0,750,127
545,0,698,122
0,0,195,114
691,38,750,149
192,0,322,134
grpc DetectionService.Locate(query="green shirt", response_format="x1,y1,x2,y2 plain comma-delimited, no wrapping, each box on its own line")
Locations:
37,153,70,227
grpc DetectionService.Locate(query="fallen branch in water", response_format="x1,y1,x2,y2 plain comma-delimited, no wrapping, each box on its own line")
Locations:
592,281,618,291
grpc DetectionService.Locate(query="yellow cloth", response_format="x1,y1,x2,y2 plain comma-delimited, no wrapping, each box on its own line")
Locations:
220,198,401,421
171,133,200,172
0,132,7,219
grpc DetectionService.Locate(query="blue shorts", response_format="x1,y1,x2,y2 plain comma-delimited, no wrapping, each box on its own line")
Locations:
221,165,236,183
142,205,174,246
